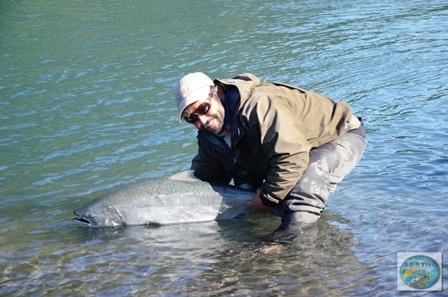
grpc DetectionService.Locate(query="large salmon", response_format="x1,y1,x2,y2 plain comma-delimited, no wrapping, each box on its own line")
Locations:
73,171,254,227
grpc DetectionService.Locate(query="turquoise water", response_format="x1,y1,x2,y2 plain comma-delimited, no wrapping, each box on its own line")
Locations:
1,0,447,296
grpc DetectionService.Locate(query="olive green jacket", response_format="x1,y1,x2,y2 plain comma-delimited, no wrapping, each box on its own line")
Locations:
192,73,361,207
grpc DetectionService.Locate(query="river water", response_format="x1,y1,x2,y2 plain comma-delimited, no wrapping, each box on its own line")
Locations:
1,0,447,296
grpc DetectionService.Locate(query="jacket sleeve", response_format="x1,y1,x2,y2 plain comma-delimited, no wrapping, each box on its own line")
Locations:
191,135,232,186
243,95,312,206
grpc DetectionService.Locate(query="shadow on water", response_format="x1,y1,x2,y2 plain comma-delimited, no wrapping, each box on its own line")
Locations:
64,212,374,296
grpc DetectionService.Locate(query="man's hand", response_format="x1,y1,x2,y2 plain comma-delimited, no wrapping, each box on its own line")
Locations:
247,188,273,214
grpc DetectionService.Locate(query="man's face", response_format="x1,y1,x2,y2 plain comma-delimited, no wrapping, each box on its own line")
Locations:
182,95,225,135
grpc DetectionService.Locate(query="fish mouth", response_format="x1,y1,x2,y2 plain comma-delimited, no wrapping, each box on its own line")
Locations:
73,207,98,227
72,215,94,227
72,206,124,227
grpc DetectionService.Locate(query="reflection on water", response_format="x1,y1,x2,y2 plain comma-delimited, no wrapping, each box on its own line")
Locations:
2,213,373,296
1,0,447,295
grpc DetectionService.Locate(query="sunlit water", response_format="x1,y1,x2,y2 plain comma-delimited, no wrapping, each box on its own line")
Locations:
1,0,447,296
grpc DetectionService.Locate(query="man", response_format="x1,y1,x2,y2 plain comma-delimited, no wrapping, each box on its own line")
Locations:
174,72,367,232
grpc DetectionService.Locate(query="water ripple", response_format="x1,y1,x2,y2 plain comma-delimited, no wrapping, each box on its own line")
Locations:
1,0,447,295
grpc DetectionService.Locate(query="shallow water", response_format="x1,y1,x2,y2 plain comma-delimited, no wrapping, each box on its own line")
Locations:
1,0,447,296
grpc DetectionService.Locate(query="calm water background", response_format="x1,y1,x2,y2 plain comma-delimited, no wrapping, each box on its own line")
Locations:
1,0,447,296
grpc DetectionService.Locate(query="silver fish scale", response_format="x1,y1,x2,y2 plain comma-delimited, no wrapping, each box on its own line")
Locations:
73,171,254,227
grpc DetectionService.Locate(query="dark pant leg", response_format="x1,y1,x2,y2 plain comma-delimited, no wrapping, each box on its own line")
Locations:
277,127,367,231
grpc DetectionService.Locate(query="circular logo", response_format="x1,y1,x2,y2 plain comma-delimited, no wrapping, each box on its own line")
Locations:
400,255,441,289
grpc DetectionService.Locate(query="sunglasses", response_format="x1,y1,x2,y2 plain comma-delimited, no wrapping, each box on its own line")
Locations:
182,99,211,123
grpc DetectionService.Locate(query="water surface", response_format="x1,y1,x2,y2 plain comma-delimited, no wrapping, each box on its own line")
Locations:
1,0,447,296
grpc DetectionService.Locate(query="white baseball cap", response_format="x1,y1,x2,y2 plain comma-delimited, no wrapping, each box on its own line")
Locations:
174,72,214,122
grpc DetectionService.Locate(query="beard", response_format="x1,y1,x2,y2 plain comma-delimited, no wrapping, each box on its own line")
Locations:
201,114,224,135
199,93,227,135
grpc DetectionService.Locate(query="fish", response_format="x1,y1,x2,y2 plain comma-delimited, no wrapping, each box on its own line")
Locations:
73,170,255,227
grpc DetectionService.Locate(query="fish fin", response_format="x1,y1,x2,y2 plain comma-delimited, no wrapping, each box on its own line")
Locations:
168,170,201,182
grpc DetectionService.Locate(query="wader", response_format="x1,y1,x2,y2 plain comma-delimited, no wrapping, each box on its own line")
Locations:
271,124,367,231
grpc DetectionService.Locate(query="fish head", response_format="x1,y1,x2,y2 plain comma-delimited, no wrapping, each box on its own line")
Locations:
73,201,124,227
